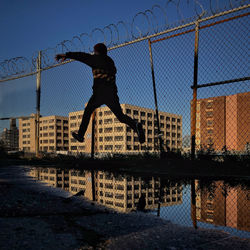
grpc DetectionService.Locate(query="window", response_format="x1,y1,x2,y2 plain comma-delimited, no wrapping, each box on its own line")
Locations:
104,145,113,150
99,128,103,133
147,113,152,118
134,145,139,150
147,121,152,126
126,109,131,114
104,136,113,142
134,137,139,142
104,110,112,115
114,136,123,141
115,194,124,200
133,110,139,115
71,116,76,120
71,146,77,150
115,145,123,150
140,111,145,116
206,101,213,109
148,138,152,143
57,139,62,144
99,112,102,116
104,118,112,124
116,185,124,190
127,136,131,141
49,132,54,136
206,111,213,118
207,129,213,135
99,145,103,150
166,117,170,121
99,137,103,142
172,125,176,130
207,120,213,127
114,126,123,132
148,130,152,135
49,139,54,143
172,118,176,122
126,127,131,132
160,115,164,120
104,127,113,133
99,120,103,125
177,118,181,123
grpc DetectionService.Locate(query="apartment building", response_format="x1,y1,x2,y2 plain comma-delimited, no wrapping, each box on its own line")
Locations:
0,118,19,151
195,92,249,151
69,103,182,154
19,114,69,152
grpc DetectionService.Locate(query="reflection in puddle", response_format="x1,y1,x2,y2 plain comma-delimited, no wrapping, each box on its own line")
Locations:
28,167,250,238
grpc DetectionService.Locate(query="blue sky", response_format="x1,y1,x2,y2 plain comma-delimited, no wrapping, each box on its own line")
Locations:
0,0,249,136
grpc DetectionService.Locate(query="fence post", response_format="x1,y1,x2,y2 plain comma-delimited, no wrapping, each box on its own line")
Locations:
190,20,200,229
35,51,41,157
91,111,96,159
191,21,200,161
148,39,164,157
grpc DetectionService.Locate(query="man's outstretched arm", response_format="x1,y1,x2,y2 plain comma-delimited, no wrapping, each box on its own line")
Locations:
55,52,97,67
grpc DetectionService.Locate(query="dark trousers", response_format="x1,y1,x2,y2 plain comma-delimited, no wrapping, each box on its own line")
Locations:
77,86,137,138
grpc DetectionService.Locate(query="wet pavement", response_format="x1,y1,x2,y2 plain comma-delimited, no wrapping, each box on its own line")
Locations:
0,165,250,250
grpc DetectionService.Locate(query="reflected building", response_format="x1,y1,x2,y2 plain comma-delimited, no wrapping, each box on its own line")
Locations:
195,180,250,232
29,168,69,191
29,168,183,212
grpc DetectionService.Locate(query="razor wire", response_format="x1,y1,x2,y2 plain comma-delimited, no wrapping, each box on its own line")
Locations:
0,0,249,79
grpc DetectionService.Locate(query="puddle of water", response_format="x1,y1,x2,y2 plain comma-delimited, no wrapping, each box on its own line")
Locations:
26,166,250,239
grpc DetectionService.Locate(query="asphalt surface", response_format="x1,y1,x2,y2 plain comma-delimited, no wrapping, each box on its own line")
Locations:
0,165,249,250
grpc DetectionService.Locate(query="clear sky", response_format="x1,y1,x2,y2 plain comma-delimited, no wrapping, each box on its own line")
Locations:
0,0,170,60
0,0,249,136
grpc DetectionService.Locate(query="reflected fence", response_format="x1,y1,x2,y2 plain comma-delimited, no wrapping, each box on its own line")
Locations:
0,3,249,159
28,167,250,238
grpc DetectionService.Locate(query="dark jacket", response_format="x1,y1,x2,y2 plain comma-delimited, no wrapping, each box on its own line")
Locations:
65,52,117,91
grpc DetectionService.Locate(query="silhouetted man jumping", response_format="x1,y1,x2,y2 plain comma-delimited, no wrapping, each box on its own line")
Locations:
55,43,145,144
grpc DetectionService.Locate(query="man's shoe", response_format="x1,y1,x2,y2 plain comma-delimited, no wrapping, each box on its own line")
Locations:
72,132,84,142
136,122,145,144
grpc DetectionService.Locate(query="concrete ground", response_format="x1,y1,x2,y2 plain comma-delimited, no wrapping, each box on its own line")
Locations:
0,165,249,250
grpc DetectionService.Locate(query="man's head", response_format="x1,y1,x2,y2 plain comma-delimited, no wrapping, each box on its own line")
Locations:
94,43,107,55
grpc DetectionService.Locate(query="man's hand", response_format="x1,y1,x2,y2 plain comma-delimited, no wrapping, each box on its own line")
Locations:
55,54,66,63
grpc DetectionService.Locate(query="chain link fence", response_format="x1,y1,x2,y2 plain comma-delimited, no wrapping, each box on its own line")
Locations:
0,1,249,241
0,2,249,159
